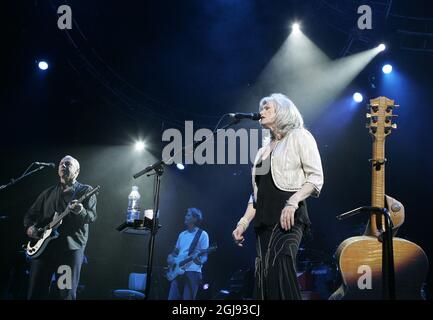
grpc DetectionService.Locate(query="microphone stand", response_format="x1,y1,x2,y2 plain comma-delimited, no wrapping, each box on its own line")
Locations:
132,116,241,300
0,164,48,193
337,206,395,300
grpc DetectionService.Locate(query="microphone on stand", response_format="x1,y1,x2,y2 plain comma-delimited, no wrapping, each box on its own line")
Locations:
34,162,56,168
228,113,262,121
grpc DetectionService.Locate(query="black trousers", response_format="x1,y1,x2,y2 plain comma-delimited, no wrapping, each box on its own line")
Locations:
27,246,84,300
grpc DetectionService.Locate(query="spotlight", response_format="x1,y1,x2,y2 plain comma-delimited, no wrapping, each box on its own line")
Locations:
202,283,209,290
176,163,185,170
353,92,363,103
134,141,145,152
292,23,300,33
382,64,393,74
38,61,49,70
377,44,386,52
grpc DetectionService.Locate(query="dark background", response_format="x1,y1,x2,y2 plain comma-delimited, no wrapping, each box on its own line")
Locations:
1,0,432,299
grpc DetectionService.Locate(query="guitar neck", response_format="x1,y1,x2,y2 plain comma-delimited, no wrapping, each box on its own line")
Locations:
178,249,214,267
368,140,386,235
48,207,72,229
48,186,99,229
179,256,195,267
367,96,394,236
371,139,386,207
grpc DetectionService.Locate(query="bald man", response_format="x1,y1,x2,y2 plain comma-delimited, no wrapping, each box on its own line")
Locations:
24,155,97,299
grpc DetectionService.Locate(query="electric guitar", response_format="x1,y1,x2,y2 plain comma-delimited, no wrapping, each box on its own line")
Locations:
25,185,100,259
330,97,428,299
166,245,217,282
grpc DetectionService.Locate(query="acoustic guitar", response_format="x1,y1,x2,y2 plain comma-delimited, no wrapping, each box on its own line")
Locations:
330,97,428,299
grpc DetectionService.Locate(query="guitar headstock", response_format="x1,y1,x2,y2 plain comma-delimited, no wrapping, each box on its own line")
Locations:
366,97,398,140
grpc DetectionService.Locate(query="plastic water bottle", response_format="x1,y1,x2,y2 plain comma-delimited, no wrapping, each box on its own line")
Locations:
126,186,141,223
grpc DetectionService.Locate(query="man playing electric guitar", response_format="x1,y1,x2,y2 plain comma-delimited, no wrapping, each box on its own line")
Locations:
167,208,209,300
24,155,97,299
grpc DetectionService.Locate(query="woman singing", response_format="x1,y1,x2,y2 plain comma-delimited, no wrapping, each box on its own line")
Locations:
232,93,324,300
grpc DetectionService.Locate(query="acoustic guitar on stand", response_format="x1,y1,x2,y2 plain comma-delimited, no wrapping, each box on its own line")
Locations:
330,97,428,299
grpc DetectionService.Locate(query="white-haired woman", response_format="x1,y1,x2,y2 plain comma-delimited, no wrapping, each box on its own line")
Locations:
232,93,324,300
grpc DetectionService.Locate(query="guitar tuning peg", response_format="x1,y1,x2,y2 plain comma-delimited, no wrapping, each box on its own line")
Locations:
366,104,378,112
385,115,398,122
386,104,400,112
366,113,371,118
391,123,397,129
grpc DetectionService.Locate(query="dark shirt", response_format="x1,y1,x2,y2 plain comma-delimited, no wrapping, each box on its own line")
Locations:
24,181,97,250
254,156,311,230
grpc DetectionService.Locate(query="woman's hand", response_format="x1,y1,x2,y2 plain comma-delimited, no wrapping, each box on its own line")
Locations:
280,205,296,231
232,226,246,247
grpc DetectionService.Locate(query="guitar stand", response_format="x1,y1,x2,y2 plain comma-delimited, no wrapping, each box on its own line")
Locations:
337,206,396,300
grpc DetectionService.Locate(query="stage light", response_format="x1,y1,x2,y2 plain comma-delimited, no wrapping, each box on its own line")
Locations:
377,44,386,52
38,61,49,70
203,283,209,290
134,141,145,152
382,64,393,74
292,23,300,33
176,163,185,170
353,92,363,103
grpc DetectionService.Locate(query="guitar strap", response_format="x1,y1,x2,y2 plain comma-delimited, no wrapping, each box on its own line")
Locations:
55,182,81,218
188,228,203,256
69,182,81,204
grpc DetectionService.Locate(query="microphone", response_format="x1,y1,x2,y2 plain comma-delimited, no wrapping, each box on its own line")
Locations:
34,162,55,168
228,112,262,121
133,160,165,179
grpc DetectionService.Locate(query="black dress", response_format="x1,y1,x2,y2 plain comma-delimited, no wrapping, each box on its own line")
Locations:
253,156,311,300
